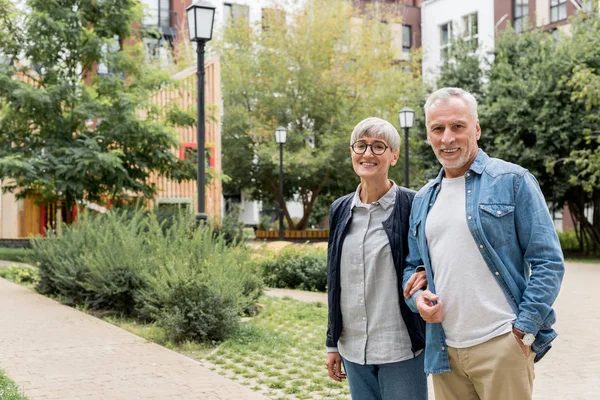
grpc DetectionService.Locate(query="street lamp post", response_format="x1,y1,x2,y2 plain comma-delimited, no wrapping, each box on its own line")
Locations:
275,127,287,240
398,107,415,188
186,1,216,227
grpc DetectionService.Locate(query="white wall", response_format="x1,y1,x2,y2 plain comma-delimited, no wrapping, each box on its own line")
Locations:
421,0,495,87
210,0,306,33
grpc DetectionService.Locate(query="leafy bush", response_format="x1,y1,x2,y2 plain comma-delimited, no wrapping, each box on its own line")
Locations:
0,266,39,286
212,205,245,245
158,277,239,343
30,208,263,342
557,229,593,254
258,245,327,292
558,230,580,253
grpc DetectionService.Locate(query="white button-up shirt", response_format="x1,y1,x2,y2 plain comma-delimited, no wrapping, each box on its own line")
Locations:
338,183,415,365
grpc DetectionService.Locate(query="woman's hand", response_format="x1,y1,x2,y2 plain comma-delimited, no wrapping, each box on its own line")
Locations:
325,352,347,382
403,270,427,298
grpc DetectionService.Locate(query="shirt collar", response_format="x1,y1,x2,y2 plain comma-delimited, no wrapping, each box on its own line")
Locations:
432,148,490,185
351,181,397,210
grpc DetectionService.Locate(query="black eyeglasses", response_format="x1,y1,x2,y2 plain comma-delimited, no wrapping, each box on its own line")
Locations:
351,140,389,155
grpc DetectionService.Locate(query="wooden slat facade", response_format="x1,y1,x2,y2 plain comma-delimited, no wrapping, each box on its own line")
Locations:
148,57,222,221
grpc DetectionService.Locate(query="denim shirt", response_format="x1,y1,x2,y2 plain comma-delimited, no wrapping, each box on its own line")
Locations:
403,149,565,374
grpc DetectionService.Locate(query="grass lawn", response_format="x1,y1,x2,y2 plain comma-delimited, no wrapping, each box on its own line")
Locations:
0,369,27,400
206,296,349,400
0,247,33,263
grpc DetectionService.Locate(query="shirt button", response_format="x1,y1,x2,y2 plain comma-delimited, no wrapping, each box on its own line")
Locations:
429,203,433,206
363,317,366,320
495,272,500,276
441,346,445,351
468,216,472,220
479,244,483,248
467,190,472,193
497,211,502,215
466,172,470,177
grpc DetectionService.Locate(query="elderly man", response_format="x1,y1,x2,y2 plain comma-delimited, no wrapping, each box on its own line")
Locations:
402,87,564,400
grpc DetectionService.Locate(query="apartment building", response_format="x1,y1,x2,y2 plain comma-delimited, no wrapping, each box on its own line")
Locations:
421,0,595,84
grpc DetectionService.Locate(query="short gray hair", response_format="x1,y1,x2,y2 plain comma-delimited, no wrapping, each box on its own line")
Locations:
350,117,401,151
424,87,478,124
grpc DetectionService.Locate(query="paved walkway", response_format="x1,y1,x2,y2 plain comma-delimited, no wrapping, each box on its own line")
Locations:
1,261,598,399
0,277,268,400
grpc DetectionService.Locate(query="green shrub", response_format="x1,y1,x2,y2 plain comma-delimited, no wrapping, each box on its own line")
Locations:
158,276,239,343
558,230,580,252
30,208,263,342
258,246,327,292
212,205,245,245
0,266,39,286
0,368,27,400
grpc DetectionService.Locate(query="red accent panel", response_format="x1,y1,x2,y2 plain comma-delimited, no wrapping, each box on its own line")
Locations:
208,145,215,168
72,205,78,222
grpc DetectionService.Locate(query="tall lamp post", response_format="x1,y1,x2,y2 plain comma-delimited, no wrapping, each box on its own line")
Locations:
398,107,415,188
275,127,287,239
186,1,216,227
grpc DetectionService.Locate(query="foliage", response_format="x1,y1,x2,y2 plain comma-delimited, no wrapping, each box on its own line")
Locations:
485,14,600,253
219,0,423,229
158,277,240,343
212,205,245,245
258,246,327,292
0,266,39,287
30,208,263,342
0,368,27,400
0,0,196,216
433,12,600,253
558,230,580,253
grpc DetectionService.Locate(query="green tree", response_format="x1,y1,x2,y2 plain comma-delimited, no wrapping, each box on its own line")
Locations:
219,0,423,230
485,14,600,252
422,36,490,181
0,0,196,223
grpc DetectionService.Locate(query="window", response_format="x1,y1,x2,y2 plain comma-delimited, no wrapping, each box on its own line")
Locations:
402,25,412,52
142,0,171,31
439,22,453,61
262,8,285,31
224,3,249,24
97,36,121,76
180,143,215,169
550,0,567,23
582,0,593,12
513,0,528,33
462,12,478,50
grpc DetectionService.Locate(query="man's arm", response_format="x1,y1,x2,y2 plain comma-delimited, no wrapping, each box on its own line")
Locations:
403,207,425,313
513,172,565,336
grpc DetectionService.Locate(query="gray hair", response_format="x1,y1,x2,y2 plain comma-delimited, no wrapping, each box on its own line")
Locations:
350,117,401,151
424,87,478,124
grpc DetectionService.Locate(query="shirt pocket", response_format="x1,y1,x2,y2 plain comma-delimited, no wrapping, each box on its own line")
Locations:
478,203,515,249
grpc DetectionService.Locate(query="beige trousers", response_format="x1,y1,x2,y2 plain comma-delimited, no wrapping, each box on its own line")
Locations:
433,331,535,400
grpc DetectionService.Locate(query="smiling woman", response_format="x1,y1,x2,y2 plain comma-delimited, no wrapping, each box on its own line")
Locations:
325,117,428,400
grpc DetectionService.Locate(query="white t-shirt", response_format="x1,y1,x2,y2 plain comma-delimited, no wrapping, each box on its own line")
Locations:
425,175,515,348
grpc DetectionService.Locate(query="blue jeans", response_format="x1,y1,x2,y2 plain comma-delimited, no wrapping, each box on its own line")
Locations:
342,352,428,400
